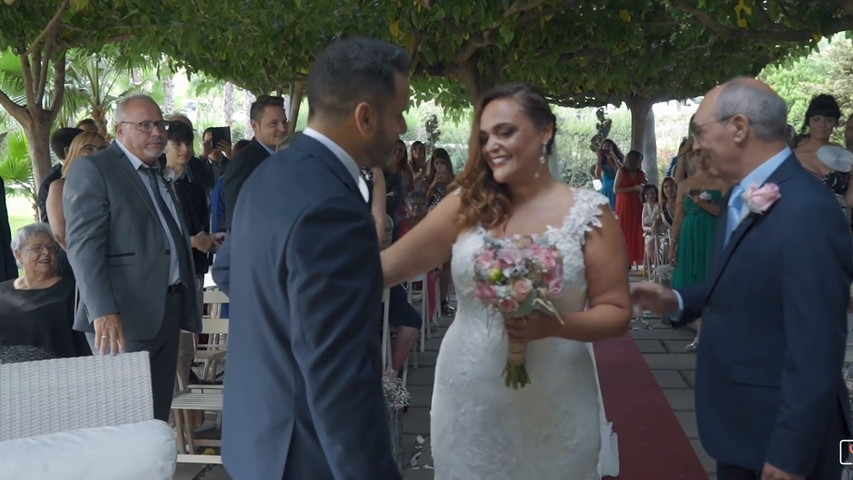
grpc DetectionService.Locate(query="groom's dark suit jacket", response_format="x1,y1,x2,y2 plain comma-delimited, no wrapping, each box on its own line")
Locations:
676,154,853,476
213,134,399,480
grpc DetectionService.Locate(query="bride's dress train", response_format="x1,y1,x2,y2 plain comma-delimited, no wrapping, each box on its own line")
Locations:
430,189,612,480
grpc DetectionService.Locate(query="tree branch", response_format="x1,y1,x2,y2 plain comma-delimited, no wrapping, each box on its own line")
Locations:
503,0,547,20
28,0,70,55
776,1,813,30
19,52,36,114
515,0,580,28
452,0,578,65
0,88,29,127
558,47,611,62
48,50,66,122
36,22,59,107
454,31,493,65
670,0,853,41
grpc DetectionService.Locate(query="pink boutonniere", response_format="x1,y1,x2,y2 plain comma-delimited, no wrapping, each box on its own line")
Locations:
742,182,781,214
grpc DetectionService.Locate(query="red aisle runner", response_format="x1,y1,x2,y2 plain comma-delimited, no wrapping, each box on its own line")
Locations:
594,334,708,480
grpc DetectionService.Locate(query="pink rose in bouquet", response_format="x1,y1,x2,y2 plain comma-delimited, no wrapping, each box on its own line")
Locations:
472,233,565,389
498,298,520,313
475,252,496,271
476,283,500,301
510,278,533,302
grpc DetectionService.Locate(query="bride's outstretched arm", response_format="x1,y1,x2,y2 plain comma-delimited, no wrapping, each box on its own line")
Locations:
381,193,460,287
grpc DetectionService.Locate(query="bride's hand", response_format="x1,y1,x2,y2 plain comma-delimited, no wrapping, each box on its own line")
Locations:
504,311,556,344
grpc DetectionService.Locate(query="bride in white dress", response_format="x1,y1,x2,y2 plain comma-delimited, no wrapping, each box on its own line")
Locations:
381,84,632,479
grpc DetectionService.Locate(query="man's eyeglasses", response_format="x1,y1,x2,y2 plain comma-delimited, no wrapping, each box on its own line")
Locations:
120,120,168,134
690,115,733,139
22,244,58,254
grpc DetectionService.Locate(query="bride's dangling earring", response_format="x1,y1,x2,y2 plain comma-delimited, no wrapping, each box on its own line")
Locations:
535,143,546,178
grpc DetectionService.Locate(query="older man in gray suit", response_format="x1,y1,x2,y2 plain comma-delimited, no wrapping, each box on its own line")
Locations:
63,95,201,421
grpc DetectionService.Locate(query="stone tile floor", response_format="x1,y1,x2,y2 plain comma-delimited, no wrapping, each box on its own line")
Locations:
174,284,853,480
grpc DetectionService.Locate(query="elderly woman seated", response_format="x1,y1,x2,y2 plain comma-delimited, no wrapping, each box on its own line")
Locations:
0,223,90,363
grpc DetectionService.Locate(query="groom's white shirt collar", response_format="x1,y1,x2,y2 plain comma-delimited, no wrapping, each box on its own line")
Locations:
302,127,368,201
729,147,791,219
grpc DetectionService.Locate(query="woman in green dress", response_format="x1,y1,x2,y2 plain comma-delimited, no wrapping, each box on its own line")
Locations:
669,145,728,351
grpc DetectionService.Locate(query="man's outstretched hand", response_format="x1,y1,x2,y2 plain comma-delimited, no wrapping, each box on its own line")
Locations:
630,282,679,316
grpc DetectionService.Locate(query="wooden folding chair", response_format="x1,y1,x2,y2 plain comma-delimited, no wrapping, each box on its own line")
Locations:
172,291,229,464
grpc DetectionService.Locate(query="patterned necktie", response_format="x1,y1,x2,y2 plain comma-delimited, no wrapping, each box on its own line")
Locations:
725,184,744,246
142,167,193,285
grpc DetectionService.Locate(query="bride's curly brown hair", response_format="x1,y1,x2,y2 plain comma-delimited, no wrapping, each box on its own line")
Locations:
453,83,556,232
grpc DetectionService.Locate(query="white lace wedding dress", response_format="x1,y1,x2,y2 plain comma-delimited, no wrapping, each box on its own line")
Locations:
431,188,610,480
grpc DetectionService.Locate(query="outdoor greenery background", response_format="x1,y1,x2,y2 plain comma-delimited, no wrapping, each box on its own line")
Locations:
2,35,852,239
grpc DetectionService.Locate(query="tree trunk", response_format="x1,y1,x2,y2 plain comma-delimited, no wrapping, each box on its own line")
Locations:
162,75,174,114
224,81,234,127
287,80,305,134
91,103,110,140
626,96,658,185
245,91,256,135
643,106,658,185
0,6,66,210
26,114,52,193
455,59,497,108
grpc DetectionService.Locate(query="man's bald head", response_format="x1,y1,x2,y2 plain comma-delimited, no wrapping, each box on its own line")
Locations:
691,76,789,184
715,77,788,141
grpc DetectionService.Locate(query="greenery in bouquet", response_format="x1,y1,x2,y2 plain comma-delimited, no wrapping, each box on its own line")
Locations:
473,234,565,389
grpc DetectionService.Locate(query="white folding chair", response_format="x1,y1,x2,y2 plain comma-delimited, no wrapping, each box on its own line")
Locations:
405,273,432,363
194,290,229,382
172,291,229,464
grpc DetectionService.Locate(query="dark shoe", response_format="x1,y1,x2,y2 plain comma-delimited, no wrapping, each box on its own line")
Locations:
441,301,455,316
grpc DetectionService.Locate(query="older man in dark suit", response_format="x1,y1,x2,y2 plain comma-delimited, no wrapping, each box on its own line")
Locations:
633,77,853,480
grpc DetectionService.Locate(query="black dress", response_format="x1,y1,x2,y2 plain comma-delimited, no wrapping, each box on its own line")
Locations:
0,277,90,363
0,176,17,283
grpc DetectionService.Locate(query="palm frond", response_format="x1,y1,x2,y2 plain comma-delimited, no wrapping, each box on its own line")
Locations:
0,130,35,202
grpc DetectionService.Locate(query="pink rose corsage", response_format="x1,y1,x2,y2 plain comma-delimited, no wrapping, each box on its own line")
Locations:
742,183,781,214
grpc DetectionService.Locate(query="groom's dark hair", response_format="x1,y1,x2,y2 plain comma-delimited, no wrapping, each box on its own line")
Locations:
307,37,409,124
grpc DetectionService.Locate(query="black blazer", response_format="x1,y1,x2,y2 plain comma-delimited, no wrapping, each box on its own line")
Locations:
37,163,62,223
222,138,271,230
0,176,17,282
213,134,399,480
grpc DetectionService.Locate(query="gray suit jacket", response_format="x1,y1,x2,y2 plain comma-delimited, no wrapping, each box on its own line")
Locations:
63,143,201,340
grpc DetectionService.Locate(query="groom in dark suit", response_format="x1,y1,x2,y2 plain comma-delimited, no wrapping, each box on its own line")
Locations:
633,77,853,480
212,37,408,480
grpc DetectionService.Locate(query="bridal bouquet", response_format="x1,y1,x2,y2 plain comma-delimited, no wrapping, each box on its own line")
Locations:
473,234,564,389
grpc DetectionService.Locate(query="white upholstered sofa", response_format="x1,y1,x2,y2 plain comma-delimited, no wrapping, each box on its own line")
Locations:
0,352,176,479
